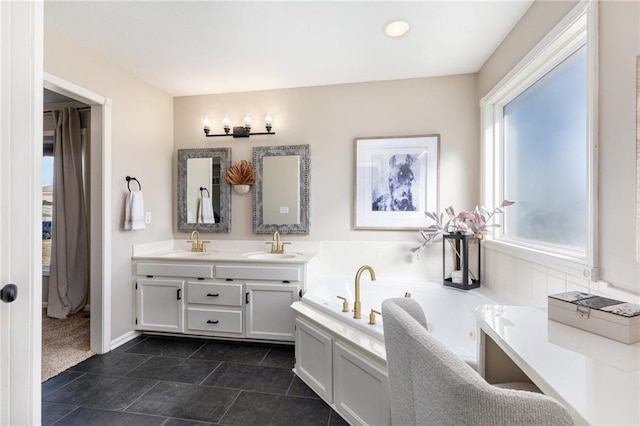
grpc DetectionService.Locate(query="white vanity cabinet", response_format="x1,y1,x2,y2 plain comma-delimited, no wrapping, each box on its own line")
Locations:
133,257,308,343
292,304,391,426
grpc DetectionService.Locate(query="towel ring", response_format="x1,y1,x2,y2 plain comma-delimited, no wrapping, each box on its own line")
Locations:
126,176,142,192
199,187,210,197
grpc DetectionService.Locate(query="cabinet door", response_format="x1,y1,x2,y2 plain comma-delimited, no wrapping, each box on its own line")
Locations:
333,341,391,426
245,282,299,341
295,318,333,402
137,278,184,333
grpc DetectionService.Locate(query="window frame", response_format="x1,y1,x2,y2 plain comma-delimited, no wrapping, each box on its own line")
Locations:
480,0,599,281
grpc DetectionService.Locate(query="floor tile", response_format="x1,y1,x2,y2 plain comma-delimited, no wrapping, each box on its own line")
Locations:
112,335,149,353
329,409,350,426
43,373,156,411
42,402,77,426
42,372,84,397
202,362,293,394
221,391,330,426
261,345,295,369
69,352,150,377
126,381,239,423
190,341,270,364
126,356,220,384
125,336,206,358
162,418,217,426
51,406,165,426
287,376,320,399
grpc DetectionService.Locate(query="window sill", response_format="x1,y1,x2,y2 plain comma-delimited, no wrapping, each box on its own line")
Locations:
482,238,598,282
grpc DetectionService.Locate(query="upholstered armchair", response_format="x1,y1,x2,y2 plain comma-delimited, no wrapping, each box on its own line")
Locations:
382,298,574,426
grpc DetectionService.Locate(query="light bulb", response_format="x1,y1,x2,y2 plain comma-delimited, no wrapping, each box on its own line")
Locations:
265,114,273,133
202,116,211,135
222,114,230,134
244,114,252,130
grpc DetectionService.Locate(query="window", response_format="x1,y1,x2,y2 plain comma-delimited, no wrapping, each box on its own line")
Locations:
43,142,54,271
481,1,597,278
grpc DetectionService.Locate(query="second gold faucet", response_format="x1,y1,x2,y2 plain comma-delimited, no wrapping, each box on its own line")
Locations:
267,230,291,254
354,265,376,319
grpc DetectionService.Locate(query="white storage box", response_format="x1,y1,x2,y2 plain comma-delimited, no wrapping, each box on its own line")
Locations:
548,291,640,344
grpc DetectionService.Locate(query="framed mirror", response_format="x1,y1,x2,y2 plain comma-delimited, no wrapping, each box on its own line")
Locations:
252,144,310,234
178,148,231,233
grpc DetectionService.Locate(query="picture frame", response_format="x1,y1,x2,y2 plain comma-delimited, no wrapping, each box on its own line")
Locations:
354,134,439,230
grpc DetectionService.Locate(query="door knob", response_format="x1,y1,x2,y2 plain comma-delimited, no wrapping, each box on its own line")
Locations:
1,284,17,303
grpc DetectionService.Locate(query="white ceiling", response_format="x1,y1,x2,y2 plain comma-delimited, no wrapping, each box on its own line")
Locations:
44,1,533,97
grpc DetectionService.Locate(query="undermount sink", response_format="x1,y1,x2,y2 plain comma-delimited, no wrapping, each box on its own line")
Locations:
242,251,302,260
161,250,217,258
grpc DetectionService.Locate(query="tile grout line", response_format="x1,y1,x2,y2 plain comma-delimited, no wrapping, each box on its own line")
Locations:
284,375,296,396
198,361,224,386
187,340,209,359
42,372,86,399
120,380,162,413
49,405,81,426
258,347,272,365
217,389,244,424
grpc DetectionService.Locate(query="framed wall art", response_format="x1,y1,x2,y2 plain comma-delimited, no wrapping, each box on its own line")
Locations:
354,134,439,230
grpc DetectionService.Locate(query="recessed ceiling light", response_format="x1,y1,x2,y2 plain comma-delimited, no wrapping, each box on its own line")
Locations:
384,20,410,38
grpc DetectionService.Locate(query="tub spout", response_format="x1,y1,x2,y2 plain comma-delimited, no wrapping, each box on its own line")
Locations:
354,265,376,319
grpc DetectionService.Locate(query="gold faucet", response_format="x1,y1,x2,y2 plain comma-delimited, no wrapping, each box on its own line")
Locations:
369,309,382,325
187,230,210,252
354,265,376,319
266,230,290,254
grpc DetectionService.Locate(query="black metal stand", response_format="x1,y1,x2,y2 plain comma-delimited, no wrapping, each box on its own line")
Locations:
442,233,480,290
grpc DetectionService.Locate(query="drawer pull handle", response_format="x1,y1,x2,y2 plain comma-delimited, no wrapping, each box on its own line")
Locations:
207,293,219,297
206,320,219,324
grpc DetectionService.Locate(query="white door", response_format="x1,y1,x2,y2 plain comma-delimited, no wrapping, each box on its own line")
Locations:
0,1,43,424
245,282,300,341
136,278,184,333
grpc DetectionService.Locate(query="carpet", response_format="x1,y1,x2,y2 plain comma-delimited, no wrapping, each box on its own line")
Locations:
42,308,95,382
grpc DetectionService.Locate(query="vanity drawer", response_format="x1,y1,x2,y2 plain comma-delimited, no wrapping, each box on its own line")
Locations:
136,262,214,279
187,282,243,307
215,264,301,282
187,307,243,334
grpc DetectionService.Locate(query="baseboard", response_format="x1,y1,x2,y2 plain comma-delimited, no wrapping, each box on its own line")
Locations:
110,330,142,351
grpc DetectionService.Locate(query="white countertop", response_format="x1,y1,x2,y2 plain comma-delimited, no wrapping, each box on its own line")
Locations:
475,305,640,426
131,239,319,264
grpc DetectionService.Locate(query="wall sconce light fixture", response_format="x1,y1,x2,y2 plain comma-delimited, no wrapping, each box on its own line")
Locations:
203,113,275,138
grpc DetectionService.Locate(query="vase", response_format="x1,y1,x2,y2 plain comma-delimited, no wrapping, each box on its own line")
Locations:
233,184,251,195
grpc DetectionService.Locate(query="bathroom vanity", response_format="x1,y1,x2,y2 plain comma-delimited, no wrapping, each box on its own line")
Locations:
132,240,318,342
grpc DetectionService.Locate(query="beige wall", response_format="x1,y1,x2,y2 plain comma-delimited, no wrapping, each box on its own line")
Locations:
478,0,640,297
44,26,175,340
174,75,480,243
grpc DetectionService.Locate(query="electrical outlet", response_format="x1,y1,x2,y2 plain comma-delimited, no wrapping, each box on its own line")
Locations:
145,212,152,224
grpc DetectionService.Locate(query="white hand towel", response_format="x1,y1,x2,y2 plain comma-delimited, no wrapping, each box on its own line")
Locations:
198,196,216,224
124,191,146,230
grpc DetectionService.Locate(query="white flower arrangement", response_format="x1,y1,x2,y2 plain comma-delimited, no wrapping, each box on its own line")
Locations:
411,200,515,253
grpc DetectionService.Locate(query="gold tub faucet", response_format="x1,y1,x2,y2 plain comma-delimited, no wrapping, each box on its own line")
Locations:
354,265,376,319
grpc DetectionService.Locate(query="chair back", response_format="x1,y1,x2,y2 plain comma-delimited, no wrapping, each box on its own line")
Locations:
382,297,574,426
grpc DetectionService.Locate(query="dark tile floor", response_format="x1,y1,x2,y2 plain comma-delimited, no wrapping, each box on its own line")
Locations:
42,335,349,426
